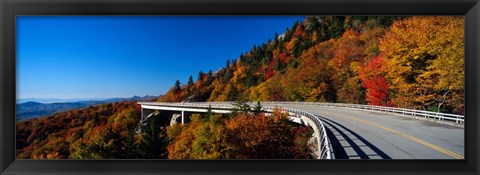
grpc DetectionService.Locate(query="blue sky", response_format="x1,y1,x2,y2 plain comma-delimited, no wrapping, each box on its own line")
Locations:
16,16,305,99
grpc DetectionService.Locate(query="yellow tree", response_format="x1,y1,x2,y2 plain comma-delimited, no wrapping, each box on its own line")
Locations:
380,16,464,114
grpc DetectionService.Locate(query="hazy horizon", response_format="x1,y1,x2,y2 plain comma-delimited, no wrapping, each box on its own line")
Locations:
16,95,161,104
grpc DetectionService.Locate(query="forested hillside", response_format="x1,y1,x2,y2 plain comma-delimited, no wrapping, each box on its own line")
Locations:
16,16,464,159
159,16,464,115
17,101,313,159
16,101,162,159
166,107,314,159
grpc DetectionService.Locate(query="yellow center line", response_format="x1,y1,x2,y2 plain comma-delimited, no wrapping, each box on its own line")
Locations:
343,116,464,159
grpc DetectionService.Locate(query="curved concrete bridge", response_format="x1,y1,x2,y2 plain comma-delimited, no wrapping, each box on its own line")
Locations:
136,101,464,159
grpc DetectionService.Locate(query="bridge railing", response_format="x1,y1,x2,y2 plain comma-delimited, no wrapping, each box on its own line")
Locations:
262,106,333,159
259,101,464,124
141,101,464,123
137,101,334,159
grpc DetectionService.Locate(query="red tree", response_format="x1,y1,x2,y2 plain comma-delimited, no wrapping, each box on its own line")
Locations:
359,55,391,106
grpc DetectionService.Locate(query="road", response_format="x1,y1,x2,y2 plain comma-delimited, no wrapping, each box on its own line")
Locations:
266,104,464,159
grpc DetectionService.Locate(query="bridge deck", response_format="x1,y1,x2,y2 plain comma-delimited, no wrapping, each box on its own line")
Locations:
274,104,464,159
138,102,464,159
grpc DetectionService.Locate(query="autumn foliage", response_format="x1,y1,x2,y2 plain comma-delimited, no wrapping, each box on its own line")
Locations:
358,55,391,106
16,101,167,159
166,108,314,159
380,16,464,113
17,102,314,159
16,15,465,160
160,16,464,115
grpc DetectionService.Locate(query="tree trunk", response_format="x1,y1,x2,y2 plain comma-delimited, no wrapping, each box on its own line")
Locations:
437,89,450,113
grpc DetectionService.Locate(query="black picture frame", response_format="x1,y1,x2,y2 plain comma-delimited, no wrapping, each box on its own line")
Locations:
1,0,479,174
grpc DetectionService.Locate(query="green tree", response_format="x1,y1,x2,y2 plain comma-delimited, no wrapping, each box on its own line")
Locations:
252,101,264,115
188,75,194,87
198,71,204,81
206,70,214,84
231,99,250,115
142,120,167,158
187,75,194,97
174,80,181,93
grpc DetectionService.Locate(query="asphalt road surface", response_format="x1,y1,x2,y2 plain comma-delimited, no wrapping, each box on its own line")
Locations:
266,104,464,159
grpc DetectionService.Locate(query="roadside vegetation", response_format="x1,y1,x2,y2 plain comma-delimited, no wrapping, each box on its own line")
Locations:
160,16,464,115
166,104,314,159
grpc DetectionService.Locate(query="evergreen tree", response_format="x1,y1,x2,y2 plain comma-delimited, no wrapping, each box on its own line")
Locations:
231,99,251,115
188,75,194,87
174,80,181,93
206,70,214,84
198,71,204,81
252,101,264,115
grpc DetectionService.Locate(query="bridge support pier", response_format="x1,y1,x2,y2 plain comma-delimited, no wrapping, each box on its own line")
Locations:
141,108,154,123
170,114,181,126
136,108,154,133
170,111,189,126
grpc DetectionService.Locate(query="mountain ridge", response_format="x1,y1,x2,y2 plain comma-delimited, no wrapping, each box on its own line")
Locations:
16,95,160,121
159,16,464,115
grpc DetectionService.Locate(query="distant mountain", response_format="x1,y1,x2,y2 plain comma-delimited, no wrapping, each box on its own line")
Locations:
17,98,109,104
100,95,160,103
16,101,100,121
16,95,161,121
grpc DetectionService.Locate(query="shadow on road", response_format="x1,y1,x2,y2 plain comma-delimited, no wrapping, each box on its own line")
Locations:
318,116,391,159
